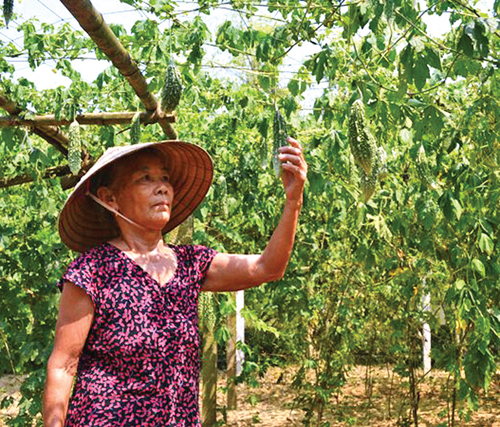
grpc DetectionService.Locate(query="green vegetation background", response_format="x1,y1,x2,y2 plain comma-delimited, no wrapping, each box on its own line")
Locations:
1,0,500,425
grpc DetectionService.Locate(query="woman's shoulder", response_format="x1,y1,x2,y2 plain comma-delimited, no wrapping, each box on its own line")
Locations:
67,242,116,268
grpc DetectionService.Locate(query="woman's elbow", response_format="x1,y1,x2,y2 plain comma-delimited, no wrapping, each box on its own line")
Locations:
262,266,286,283
47,351,80,377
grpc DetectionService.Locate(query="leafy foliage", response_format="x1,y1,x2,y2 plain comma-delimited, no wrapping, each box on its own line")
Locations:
1,0,500,425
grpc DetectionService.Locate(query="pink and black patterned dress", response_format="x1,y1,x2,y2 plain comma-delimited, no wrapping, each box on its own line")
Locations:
58,242,217,426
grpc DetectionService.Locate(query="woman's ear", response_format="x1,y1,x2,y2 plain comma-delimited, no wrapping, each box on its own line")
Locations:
96,187,117,208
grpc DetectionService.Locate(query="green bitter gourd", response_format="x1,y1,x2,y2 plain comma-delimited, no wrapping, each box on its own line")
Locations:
161,60,183,113
68,120,82,175
348,99,377,176
130,112,141,144
272,107,288,177
3,0,13,28
416,144,438,190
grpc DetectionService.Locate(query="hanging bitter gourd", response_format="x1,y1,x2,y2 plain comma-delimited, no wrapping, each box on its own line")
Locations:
272,106,288,177
3,0,13,28
68,120,82,175
360,168,378,202
376,146,388,180
416,143,438,190
199,291,216,331
161,60,183,113
348,99,377,176
130,112,141,144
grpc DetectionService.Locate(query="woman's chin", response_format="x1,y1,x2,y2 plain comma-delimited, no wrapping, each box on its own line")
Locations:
138,215,171,232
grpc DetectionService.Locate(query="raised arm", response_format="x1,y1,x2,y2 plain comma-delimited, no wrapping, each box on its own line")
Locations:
202,137,307,292
43,282,94,427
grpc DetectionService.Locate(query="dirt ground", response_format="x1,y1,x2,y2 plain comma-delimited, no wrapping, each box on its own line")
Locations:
215,365,500,427
1,365,499,426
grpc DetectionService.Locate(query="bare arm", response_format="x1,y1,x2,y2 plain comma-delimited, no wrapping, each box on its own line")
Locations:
203,137,307,292
43,281,94,427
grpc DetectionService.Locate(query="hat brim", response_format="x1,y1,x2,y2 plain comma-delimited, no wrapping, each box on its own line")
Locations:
58,140,213,252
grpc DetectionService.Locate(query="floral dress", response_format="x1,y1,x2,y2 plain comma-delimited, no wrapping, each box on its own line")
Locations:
58,242,217,426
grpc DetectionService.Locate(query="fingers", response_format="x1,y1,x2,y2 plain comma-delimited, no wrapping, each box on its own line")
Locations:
278,136,307,175
285,136,302,150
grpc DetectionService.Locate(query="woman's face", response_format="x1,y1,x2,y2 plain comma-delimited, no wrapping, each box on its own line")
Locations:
107,152,174,231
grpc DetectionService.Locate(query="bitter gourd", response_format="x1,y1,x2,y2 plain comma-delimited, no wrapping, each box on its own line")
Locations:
416,144,438,190
3,0,13,28
130,112,141,144
376,146,388,180
272,107,288,177
199,291,216,331
68,120,82,175
348,99,377,176
161,60,183,113
360,169,378,202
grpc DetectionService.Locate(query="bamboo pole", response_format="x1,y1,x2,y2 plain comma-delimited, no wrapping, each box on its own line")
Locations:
0,111,176,127
0,93,69,155
60,0,177,139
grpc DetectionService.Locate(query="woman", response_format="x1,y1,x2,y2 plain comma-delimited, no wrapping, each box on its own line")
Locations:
43,137,307,426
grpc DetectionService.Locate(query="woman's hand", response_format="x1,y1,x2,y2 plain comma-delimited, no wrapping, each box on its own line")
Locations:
278,137,308,204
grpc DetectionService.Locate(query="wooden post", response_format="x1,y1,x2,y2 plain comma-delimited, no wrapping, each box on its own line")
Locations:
201,311,217,426
226,293,237,410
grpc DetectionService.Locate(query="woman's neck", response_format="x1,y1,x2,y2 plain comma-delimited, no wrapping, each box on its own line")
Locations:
111,226,167,255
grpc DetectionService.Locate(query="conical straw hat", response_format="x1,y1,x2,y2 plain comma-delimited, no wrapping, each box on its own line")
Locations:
58,140,213,252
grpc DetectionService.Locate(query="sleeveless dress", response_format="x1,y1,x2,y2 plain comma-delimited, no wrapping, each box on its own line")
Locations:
57,242,217,426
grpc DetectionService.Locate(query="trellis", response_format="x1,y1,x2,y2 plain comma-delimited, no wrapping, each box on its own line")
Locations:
0,0,177,189
0,0,240,423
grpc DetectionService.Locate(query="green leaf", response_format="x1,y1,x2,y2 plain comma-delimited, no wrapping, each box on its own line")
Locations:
451,198,462,220
457,32,474,57
472,259,485,277
288,78,299,97
478,232,494,256
425,46,442,71
413,56,430,91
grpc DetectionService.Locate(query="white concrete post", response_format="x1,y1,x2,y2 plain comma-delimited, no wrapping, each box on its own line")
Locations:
422,279,432,373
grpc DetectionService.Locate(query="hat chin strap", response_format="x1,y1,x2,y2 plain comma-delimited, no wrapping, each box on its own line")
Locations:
87,192,150,232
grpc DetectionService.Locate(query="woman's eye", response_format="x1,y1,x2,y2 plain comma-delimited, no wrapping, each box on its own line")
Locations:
162,176,170,182
142,175,150,181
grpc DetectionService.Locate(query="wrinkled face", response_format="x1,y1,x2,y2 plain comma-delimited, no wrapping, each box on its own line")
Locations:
104,152,174,232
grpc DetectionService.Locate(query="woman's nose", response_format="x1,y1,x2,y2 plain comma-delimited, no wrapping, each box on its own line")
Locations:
156,180,173,195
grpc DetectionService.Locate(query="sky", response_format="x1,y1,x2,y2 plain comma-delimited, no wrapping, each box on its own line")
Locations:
0,0,496,110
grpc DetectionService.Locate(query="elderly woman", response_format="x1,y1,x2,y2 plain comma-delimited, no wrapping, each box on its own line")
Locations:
43,137,307,426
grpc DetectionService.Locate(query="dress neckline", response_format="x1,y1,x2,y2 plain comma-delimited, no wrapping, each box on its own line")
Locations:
104,242,179,288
